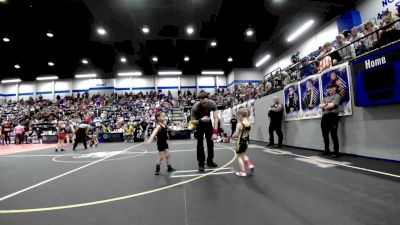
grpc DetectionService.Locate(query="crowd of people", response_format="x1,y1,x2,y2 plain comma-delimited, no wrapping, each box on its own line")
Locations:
268,9,400,86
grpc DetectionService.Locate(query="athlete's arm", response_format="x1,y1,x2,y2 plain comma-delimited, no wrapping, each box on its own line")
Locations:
145,125,161,145
232,123,242,139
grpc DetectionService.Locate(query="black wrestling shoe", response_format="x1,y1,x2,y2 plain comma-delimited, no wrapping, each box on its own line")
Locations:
60,149,65,152
55,149,58,152
276,145,282,148
321,151,331,156
206,161,218,168
331,154,340,158
167,165,176,172
266,143,274,147
198,166,205,172
155,165,161,175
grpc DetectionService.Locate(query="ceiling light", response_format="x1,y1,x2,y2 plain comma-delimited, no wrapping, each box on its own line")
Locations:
81,59,89,64
0,0,8,3
201,70,224,75
46,32,54,38
14,64,21,69
75,73,97,78
184,56,190,62
228,57,233,62
97,27,107,36
287,19,314,42
246,29,254,37
117,71,142,76
158,71,182,75
186,26,194,35
210,41,217,47
48,61,55,67
255,54,271,67
120,57,127,63
36,76,59,81
3,37,10,42
1,78,21,84
152,56,158,62
142,26,150,34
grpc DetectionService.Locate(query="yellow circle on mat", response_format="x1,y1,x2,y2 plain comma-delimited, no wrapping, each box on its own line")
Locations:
0,147,237,213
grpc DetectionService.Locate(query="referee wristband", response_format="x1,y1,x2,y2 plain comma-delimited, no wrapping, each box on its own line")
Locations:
213,128,218,135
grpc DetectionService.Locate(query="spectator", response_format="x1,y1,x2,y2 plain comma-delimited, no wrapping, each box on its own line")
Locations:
14,122,25,144
267,96,284,148
348,27,366,55
336,34,356,61
319,83,341,158
363,21,379,50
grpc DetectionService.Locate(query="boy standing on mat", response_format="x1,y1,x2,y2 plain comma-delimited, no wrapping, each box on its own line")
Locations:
146,112,176,175
232,108,255,177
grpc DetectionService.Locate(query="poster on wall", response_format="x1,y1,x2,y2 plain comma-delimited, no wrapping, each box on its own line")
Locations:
299,75,322,119
321,64,352,116
284,83,301,121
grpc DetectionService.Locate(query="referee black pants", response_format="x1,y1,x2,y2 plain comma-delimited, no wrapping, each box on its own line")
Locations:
321,113,339,154
196,122,214,166
73,128,87,150
269,122,283,146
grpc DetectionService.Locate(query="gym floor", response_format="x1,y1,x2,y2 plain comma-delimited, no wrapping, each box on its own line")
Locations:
0,140,399,225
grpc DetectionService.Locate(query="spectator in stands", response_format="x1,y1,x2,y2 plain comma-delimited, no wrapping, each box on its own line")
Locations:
14,122,25,144
380,10,400,45
319,83,341,158
349,27,366,55
363,21,379,50
267,96,283,148
299,57,315,78
0,126,4,145
2,119,12,145
291,51,300,70
318,43,333,73
336,34,356,61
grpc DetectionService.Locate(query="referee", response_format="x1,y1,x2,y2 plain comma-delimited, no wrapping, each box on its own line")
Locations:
319,83,341,158
191,93,219,172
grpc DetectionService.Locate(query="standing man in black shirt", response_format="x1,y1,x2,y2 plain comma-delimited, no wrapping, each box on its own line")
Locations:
267,96,284,148
319,83,341,158
191,93,219,172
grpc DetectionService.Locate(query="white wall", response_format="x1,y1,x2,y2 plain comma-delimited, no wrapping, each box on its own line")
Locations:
0,84,3,102
264,20,339,74
197,76,216,94
156,76,179,96
357,0,399,23
227,71,235,88
55,80,72,98
216,75,227,88
181,76,197,94
36,81,54,100
233,69,263,82
114,77,131,94
3,84,18,102
131,76,155,94
250,88,400,161
19,82,35,100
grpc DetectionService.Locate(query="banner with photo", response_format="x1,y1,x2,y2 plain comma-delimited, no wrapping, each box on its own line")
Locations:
321,64,352,116
284,83,301,121
299,75,322,119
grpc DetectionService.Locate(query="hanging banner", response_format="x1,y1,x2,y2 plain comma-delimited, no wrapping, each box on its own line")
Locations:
321,64,353,116
284,83,301,121
299,75,322,119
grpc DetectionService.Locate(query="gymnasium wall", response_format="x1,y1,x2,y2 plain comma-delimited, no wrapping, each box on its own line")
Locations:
356,0,400,22
0,75,226,102
249,83,400,161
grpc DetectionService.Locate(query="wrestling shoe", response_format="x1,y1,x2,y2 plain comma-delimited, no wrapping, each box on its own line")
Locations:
167,165,176,172
235,172,247,177
248,165,255,175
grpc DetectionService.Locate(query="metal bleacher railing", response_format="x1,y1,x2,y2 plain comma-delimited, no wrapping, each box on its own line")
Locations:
261,18,400,97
